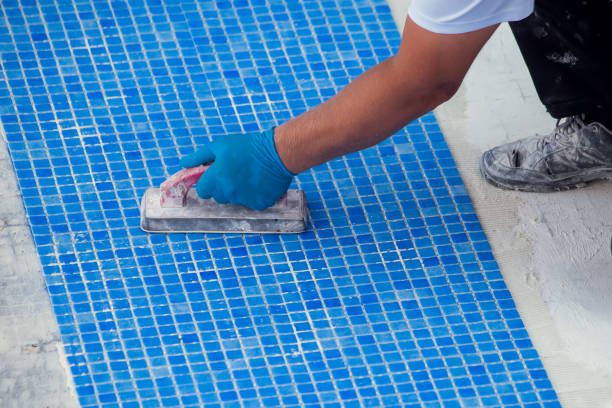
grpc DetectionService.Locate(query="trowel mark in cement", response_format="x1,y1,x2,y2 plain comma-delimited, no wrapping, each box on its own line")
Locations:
518,187,612,376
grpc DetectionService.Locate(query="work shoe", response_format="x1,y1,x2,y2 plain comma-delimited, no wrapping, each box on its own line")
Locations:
480,115,612,192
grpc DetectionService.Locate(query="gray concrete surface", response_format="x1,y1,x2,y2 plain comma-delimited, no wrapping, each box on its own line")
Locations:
386,3,612,407
0,128,77,407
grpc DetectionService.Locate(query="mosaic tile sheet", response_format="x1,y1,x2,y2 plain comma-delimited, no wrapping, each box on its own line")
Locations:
0,0,559,406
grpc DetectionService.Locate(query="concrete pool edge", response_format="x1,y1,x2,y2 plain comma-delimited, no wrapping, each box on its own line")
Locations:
0,124,78,407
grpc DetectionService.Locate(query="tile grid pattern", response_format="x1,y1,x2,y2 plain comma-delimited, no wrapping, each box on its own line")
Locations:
0,0,559,406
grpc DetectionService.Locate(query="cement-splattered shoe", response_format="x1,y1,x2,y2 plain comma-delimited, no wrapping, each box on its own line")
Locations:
480,116,612,192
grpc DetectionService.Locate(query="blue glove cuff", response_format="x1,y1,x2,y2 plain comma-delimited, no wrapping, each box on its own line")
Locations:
265,127,296,177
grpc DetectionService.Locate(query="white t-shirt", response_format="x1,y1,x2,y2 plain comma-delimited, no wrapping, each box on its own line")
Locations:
408,0,534,34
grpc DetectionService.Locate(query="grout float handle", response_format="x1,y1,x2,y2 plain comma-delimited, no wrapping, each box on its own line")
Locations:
160,165,288,209
160,165,210,208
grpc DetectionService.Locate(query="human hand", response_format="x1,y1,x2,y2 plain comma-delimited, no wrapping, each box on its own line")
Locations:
179,128,294,211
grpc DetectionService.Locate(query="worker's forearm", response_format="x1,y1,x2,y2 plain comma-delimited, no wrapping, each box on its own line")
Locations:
274,55,452,174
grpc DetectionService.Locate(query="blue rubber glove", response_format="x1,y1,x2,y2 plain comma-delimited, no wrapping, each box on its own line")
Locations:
179,128,295,211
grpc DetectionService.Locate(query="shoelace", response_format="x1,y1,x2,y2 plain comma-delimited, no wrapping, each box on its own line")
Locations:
537,115,585,150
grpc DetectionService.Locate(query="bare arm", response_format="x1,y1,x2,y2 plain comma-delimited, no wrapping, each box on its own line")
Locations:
274,18,498,174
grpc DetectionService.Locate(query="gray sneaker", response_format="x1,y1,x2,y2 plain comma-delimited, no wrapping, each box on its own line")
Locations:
480,116,612,192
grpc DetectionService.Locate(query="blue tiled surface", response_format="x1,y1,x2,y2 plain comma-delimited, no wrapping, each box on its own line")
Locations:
0,0,559,406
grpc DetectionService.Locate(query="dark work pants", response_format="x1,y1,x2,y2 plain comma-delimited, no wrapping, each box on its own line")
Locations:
509,0,612,125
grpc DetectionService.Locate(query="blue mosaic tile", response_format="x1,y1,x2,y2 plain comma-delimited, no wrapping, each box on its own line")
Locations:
0,0,559,407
